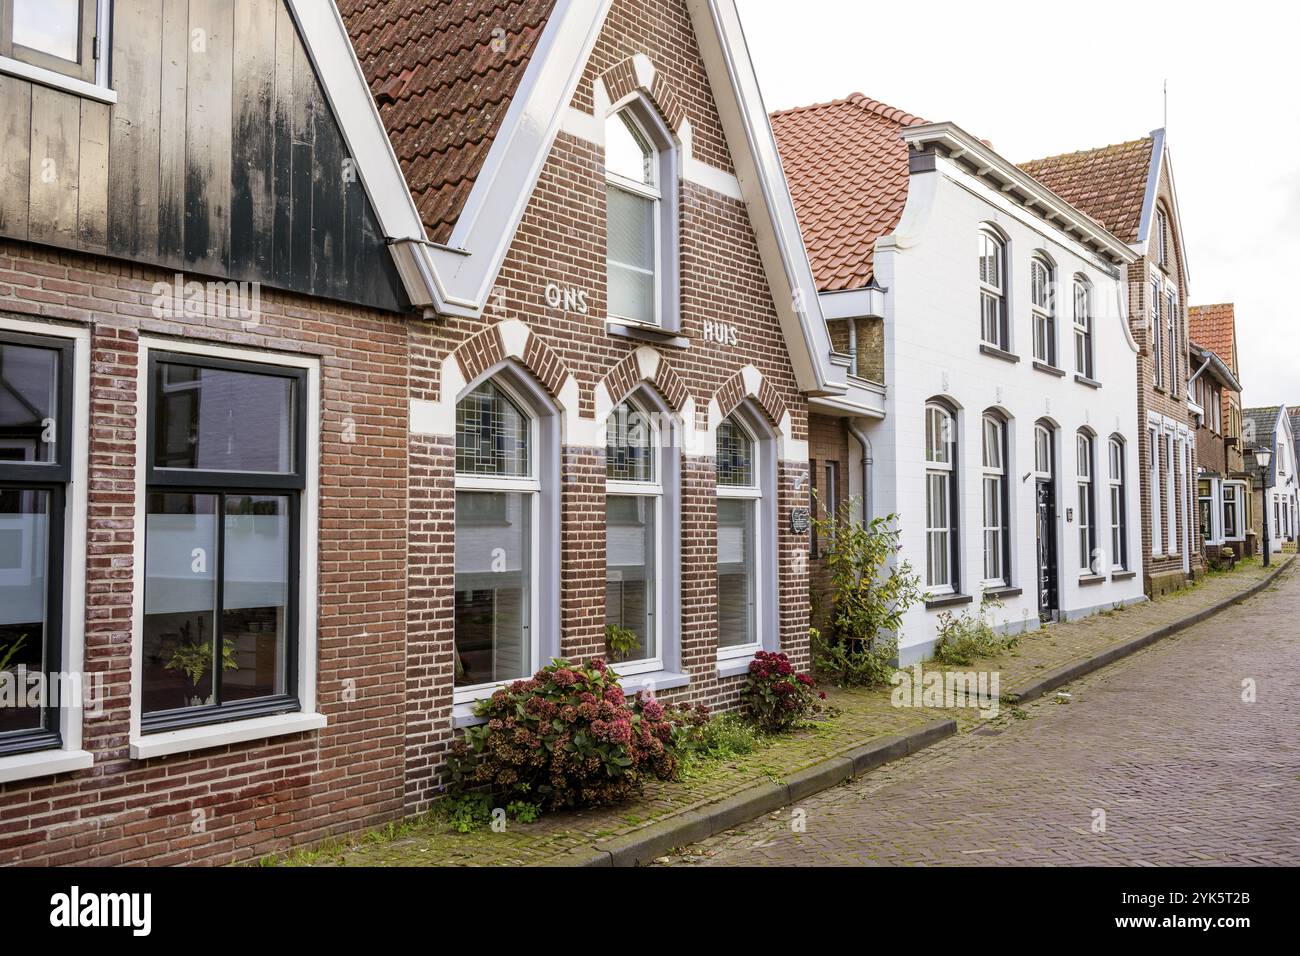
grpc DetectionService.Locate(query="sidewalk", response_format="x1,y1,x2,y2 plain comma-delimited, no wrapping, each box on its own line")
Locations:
273,555,1291,867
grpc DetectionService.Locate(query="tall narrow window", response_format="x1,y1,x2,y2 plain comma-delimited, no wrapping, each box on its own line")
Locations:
925,402,958,593
1030,257,1055,365
717,415,760,651
605,398,660,671
142,354,305,731
606,110,661,327
1150,281,1164,388
1223,483,1240,539
1077,432,1095,572
1198,479,1214,542
978,230,1006,349
1073,277,1093,379
0,331,72,755
981,413,1008,585
0,0,99,83
1166,290,1179,396
1164,435,1177,555
455,379,537,691
1154,207,1169,267
1149,427,1162,555
1108,437,1127,571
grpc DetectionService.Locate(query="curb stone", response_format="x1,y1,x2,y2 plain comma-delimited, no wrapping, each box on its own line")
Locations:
569,716,957,867
1008,557,1294,705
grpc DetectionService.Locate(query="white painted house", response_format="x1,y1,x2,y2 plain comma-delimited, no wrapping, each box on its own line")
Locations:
775,96,1147,662
1244,406,1300,550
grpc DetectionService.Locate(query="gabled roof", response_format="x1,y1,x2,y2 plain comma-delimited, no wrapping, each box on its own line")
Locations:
1189,304,1238,376
769,94,928,292
1018,136,1154,245
1243,406,1282,449
339,0,557,244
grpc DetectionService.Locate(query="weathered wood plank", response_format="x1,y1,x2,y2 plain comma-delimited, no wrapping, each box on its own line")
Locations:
28,86,82,246
310,88,346,297
0,75,33,239
157,0,190,263
230,0,278,278
270,0,295,285
288,24,317,290
108,0,164,257
77,100,111,251
183,0,234,270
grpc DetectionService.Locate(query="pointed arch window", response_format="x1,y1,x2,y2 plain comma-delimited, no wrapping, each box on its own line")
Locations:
717,414,761,651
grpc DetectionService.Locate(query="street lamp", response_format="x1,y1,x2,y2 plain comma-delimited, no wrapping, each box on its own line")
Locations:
1255,445,1273,567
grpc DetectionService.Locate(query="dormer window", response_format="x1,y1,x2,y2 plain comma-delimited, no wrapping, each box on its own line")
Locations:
604,104,679,332
1,0,100,85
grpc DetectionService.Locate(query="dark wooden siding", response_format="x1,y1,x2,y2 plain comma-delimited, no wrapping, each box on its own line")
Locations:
0,0,406,313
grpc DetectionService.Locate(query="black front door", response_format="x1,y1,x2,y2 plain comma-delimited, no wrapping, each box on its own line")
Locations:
1036,479,1058,622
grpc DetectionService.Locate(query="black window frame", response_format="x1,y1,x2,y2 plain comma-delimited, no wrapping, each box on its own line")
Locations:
0,0,99,84
0,328,74,757
141,351,307,734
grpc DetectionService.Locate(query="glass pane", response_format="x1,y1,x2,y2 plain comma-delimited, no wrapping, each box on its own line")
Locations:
221,495,290,703
606,495,655,663
0,488,50,736
153,362,296,473
607,186,656,324
606,401,655,482
143,493,218,714
13,0,81,62
605,112,653,185
455,381,530,477
982,418,1001,469
717,498,755,648
716,417,754,487
454,491,531,686
0,339,59,465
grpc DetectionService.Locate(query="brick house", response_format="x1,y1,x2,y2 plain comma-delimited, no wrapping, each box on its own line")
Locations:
1022,131,1203,596
773,95,1146,663
0,0,845,864
1187,304,1250,559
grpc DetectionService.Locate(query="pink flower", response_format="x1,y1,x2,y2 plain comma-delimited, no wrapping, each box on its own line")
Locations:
641,698,664,721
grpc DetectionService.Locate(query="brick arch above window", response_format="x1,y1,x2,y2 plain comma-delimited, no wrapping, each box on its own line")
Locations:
594,346,692,424
597,53,687,136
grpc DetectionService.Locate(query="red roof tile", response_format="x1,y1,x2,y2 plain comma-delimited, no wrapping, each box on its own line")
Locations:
340,0,557,243
1018,137,1154,244
770,94,929,292
1188,304,1238,375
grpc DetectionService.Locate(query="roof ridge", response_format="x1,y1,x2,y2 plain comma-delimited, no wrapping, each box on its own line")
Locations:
770,91,928,127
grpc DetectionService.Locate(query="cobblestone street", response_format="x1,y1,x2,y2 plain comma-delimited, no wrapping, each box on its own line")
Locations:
663,565,1300,866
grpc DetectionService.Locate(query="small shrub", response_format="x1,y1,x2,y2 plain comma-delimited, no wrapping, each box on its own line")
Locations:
811,626,897,688
690,712,763,761
738,650,824,733
932,594,1017,666
447,658,703,813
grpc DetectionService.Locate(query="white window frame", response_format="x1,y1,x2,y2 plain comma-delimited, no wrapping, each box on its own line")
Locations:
1149,426,1163,557
452,375,542,705
1165,434,1177,555
1108,437,1127,572
604,397,664,677
925,402,957,595
1073,277,1093,379
1154,207,1169,267
1077,432,1095,572
1030,256,1055,365
981,413,1007,586
1150,278,1164,389
0,0,116,104
128,337,324,761
1166,289,1179,397
606,108,663,329
716,414,764,661
978,229,1007,349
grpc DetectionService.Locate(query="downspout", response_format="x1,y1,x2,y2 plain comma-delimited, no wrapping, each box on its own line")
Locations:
847,418,873,528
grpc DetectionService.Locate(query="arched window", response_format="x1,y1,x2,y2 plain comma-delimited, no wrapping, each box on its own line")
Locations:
454,378,538,690
1165,288,1179,396
1109,437,1128,571
981,412,1009,585
925,401,958,592
1154,207,1170,267
1150,278,1163,388
1034,422,1054,478
716,414,761,650
1073,277,1093,379
1077,431,1096,572
605,105,677,330
605,397,662,671
978,230,1006,349
1030,256,1055,365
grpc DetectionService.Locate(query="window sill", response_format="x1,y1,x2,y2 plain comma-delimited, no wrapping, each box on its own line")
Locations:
979,344,1020,364
716,652,761,679
453,702,487,729
983,586,1023,599
0,55,117,104
606,319,689,349
925,593,974,610
130,712,326,760
1078,574,1107,586
1074,373,1102,389
0,748,94,786
1032,360,1066,378
616,669,691,695
1111,570,1138,581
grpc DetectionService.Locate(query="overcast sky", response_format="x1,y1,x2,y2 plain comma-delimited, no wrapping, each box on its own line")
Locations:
736,0,1300,410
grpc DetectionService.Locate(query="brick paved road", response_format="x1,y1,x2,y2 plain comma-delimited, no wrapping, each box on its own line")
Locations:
663,567,1300,866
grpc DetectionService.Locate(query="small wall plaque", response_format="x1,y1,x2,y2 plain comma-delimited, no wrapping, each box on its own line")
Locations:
791,506,811,534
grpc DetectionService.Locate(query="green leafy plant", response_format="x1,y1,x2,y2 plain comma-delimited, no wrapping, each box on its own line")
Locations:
505,800,541,824
738,650,824,734
447,658,706,814
0,634,27,672
811,505,923,687
604,623,639,661
444,792,492,833
164,639,239,687
932,593,1018,666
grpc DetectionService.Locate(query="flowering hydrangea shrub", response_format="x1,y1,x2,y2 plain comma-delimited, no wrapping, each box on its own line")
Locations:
738,650,824,733
447,658,708,811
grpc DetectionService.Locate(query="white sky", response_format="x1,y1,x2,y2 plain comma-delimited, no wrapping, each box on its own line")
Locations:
736,0,1300,410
